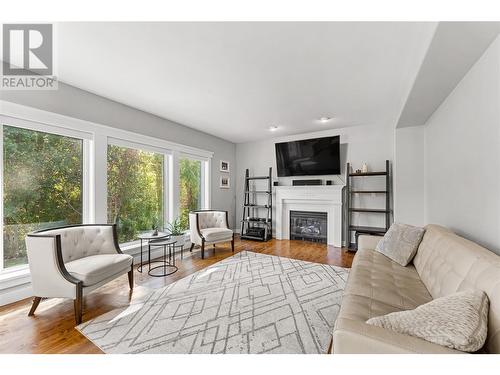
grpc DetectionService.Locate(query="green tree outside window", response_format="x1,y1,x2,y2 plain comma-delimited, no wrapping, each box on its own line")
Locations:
179,158,202,230
107,145,164,243
3,125,83,268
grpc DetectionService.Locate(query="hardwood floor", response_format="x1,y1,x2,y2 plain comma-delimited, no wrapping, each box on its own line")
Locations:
0,236,354,354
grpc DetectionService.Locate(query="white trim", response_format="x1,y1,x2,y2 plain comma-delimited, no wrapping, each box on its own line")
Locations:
178,152,210,162
108,136,174,156
0,114,93,140
206,158,212,209
163,154,171,227
0,280,32,307
200,160,207,209
0,100,214,159
168,152,176,224
171,150,181,220
82,139,92,223
93,133,108,223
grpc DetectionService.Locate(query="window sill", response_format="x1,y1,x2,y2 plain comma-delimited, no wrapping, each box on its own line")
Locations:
0,264,29,279
0,265,31,292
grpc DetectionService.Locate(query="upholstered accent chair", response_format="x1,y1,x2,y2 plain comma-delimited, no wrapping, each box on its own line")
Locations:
25,224,134,324
189,210,234,259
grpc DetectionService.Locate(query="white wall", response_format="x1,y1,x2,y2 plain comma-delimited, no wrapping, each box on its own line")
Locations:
394,126,425,226
0,82,237,227
235,124,395,245
424,35,500,254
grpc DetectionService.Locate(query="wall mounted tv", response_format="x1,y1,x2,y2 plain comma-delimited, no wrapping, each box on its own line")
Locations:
275,135,340,177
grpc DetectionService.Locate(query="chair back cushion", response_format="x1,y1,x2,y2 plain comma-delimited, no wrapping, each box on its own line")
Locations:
413,224,500,353
37,225,117,263
195,211,227,230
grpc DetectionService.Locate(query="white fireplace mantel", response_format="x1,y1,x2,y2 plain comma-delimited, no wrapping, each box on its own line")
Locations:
275,185,344,247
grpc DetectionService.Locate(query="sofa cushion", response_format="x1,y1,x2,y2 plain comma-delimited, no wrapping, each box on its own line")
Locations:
65,254,133,286
375,223,425,266
200,228,233,243
345,248,432,310
366,290,489,352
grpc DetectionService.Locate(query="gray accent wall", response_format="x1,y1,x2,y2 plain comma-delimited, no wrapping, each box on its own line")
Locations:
0,82,237,228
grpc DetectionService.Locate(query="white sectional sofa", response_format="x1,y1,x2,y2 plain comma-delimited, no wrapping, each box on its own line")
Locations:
333,224,500,353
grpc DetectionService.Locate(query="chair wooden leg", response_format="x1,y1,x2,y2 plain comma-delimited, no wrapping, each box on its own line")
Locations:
28,297,42,316
327,336,334,354
128,265,134,290
74,282,83,325
201,240,205,259
231,234,235,252
189,243,194,252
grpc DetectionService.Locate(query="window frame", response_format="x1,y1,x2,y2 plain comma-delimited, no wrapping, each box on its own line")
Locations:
106,138,172,246
178,152,211,214
0,115,92,273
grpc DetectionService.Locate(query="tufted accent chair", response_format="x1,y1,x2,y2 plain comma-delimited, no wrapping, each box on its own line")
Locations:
189,210,234,259
25,224,133,324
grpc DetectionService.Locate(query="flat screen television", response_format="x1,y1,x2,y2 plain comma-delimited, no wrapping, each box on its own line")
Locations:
275,135,340,177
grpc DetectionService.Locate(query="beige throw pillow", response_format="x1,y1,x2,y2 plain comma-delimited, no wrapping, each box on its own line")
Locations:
366,290,489,352
375,223,425,266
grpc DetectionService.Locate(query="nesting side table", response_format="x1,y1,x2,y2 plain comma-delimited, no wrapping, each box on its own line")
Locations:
137,232,169,273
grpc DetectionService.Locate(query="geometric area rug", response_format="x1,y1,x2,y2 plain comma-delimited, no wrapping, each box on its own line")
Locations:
76,251,349,354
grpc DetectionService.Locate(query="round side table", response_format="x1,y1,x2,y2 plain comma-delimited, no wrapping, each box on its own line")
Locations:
137,232,169,273
148,238,178,277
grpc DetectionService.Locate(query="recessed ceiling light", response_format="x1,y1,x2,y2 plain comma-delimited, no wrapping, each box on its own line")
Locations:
318,116,332,123
269,126,279,131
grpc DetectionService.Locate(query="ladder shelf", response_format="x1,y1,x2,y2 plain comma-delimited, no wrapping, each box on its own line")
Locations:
345,160,392,251
240,168,273,241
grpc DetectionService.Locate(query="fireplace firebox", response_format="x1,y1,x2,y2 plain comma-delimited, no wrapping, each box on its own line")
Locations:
289,211,327,243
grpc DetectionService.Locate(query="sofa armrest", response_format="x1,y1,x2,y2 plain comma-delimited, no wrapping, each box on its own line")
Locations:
26,235,79,299
357,235,383,251
333,318,462,354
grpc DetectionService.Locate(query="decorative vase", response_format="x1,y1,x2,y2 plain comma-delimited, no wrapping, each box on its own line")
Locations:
361,163,368,173
170,234,185,247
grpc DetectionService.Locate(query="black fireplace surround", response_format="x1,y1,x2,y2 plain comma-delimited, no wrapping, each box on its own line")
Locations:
290,210,327,243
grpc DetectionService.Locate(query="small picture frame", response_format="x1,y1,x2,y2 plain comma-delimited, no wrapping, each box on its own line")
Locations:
219,160,230,173
220,175,230,189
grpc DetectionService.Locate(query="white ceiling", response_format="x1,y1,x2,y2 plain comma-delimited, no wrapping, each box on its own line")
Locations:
397,22,500,128
56,22,436,143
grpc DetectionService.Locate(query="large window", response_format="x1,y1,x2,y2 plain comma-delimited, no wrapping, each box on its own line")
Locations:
0,107,212,276
179,157,206,230
2,125,84,269
107,144,165,243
